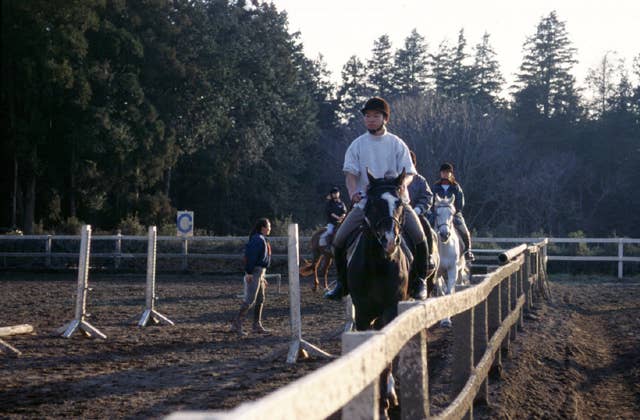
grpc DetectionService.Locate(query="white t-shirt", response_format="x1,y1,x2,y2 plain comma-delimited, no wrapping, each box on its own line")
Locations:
343,131,416,194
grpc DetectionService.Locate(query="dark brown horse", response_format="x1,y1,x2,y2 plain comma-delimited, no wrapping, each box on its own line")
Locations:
349,170,411,416
300,227,334,291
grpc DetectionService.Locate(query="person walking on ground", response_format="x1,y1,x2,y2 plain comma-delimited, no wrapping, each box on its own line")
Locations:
231,218,272,336
324,96,430,301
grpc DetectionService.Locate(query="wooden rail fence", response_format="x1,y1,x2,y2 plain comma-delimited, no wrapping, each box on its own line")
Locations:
0,235,636,277
167,239,550,420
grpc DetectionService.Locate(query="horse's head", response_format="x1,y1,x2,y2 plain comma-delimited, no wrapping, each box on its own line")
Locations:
434,194,455,242
364,169,406,256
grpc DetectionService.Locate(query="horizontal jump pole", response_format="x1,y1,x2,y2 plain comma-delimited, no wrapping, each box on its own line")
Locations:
0,324,33,337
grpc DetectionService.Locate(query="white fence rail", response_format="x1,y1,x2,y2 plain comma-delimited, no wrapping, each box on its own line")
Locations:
0,235,638,277
167,240,549,419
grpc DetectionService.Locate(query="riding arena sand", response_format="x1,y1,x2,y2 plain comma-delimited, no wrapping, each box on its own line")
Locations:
0,272,638,419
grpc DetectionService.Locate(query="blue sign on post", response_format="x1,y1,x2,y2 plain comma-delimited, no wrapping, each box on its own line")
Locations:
176,211,194,237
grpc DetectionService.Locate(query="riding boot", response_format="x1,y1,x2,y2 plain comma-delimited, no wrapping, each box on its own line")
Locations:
252,303,270,334
324,245,348,301
423,218,436,271
458,224,476,261
231,303,250,336
410,241,429,300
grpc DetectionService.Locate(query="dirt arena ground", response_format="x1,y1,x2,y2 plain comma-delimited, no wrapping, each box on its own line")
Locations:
1,272,639,419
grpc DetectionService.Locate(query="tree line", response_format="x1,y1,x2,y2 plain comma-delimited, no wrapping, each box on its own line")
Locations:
2,2,639,237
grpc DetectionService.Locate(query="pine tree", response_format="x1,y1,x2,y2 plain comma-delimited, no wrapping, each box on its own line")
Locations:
394,29,430,96
367,34,396,97
337,55,369,123
470,32,504,108
431,40,454,97
449,29,474,101
514,11,580,120
431,30,474,101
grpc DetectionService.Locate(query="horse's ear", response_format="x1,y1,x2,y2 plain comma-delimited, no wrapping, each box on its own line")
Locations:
395,168,406,187
367,167,376,185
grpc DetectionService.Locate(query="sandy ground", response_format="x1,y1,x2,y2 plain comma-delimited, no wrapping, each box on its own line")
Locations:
477,276,640,419
1,272,639,419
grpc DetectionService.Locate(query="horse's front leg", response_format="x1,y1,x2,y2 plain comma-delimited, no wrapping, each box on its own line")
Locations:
312,256,322,291
379,363,399,419
440,266,457,327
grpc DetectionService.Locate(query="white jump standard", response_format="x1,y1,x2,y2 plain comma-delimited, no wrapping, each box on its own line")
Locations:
285,224,332,363
138,226,174,327
58,225,107,339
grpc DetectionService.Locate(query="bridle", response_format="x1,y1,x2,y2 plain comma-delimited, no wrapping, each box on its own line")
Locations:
364,187,404,251
434,203,454,241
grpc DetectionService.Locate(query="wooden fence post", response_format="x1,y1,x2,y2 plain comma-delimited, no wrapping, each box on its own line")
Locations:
45,235,52,268
452,305,474,420
501,274,511,356
115,230,122,269
618,239,624,279
510,272,518,341
474,299,489,406
523,249,532,312
517,260,525,329
488,284,502,377
342,331,382,420
398,302,429,419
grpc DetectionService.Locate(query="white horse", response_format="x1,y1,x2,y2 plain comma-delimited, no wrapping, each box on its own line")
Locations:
433,195,470,327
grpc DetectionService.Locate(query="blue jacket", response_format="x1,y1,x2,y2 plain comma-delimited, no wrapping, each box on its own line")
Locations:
244,233,271,274
432,180,465,213
408,174,434,214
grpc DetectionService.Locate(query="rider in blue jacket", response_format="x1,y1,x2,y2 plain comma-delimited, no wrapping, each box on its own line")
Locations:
431,162,475,261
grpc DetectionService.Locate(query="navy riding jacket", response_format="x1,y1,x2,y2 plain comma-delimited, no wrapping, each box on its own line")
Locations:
432,180,465,213
408,173,434,214
325,199,347,224
244,233,271,274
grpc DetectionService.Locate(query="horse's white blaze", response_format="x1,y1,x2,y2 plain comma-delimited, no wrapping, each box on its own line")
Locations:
381,192,398,250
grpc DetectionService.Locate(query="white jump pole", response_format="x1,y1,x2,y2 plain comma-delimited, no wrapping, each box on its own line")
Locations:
286,223,333,363
58,225,107,339
0,324,34,357
138,226,174,327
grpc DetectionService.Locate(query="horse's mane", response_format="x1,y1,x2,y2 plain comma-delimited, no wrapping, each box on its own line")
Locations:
367,179,400,197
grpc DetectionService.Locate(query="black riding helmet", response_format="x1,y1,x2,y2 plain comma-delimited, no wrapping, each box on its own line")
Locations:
361,97,391,119
440,162,454,172
329,186,340,194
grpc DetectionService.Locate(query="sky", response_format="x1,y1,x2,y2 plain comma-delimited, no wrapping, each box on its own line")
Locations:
269,0,640,95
